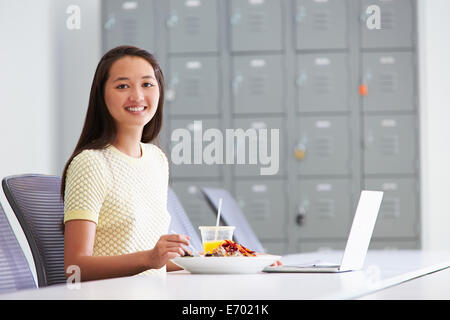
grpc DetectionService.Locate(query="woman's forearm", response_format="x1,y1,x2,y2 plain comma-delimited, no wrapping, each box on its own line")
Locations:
65,250,152,282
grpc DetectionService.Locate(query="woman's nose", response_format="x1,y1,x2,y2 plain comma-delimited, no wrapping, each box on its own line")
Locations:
129,86,144,102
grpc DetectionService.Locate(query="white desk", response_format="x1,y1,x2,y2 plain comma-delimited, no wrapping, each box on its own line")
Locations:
1,250,449,300
359,265,450,299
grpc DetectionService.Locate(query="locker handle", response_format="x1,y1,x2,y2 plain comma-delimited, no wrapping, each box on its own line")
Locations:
232,75,244,95
104,14,116,30
359,84,368,96
295,6,306,24
166,14,179,28
296,72,308,87
294,142,306,160
296,214,305,226
230,12,242,25
296,206,306,226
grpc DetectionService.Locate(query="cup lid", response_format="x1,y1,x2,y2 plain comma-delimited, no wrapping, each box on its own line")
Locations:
198,226,235,230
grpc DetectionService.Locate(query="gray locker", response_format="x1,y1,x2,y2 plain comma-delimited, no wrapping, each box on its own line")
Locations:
169,118,222,178
360,0,414,49
230,0,283,52
364,178,418,238
293,178,353,239
232,117,286,177
261,241,287,255
102,0,155,52
166,0,219,53
295,0,348,50
171,181,220,232
234,179,287,240
232,55,284,114
100,0,421,254
369,240,419,250
297,241,346,253
166,56,220,116
362,52,415,112
363,115,417,175
297,53,350,112
296,116,351,175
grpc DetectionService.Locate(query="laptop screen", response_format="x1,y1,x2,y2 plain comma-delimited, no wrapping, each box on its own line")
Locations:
339,190,383,271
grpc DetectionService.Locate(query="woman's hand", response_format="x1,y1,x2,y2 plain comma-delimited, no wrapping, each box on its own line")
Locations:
271,260,283,267
148,234,191,269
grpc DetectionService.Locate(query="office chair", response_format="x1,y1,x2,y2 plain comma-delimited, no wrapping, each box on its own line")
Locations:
200,187,265,253
168,187,202,252
0,202,36,294
2,174,66,287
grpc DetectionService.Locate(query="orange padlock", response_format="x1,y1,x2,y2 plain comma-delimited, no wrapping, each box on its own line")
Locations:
359,84,368,96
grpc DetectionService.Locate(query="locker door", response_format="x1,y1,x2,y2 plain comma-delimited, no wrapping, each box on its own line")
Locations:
103,0,154,52
295,0,347,50
360,0,414,49
364,178,418,238
167,0,218,53
232,117,286,177
232,55,284,114
363,115,417,175
297,241,346,253
234,179,287,240
167,56,219,116
230,0,283,52
294,178,352,239
170,118,222,178
362,52,415,112
295,116,351,175
171,181,220,232
297,53,349,112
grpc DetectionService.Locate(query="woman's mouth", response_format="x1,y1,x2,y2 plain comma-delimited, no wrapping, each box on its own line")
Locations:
125,105,147,113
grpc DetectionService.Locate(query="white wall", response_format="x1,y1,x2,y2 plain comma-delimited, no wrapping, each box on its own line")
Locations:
418,0,450,251
54,0,102,173
0,0,101,285
0,0,57,284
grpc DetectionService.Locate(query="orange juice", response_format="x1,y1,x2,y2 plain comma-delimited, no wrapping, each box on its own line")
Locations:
203,240,225,254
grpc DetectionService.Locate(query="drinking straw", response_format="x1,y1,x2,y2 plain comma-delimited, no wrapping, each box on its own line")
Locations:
214,198,223,240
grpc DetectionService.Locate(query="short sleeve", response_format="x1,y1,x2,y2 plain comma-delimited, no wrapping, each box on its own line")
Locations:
150,143,169,176
63,150,109,225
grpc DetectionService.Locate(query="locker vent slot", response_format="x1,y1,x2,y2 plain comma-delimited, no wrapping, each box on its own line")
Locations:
313,11,331,31
313,74,333,94
380,135,399,155
184,77,202,97
315,198,335,219
248,199,270,221
247,12,267,33
314,136,333,156
381,198,400,219
381,10,396,30
378,72,398,93
249,76,266,95
120,18,137,43
185,16,200,34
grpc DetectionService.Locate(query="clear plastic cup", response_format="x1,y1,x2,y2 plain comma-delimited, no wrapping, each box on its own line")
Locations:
199,226,235,254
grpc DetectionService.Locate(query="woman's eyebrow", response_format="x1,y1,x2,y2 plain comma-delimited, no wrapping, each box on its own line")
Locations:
113,75,156,82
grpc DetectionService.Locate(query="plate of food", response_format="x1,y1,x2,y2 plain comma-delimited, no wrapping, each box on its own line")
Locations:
171,240,281,274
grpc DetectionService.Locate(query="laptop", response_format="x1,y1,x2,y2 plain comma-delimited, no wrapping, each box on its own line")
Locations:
264,190,383,273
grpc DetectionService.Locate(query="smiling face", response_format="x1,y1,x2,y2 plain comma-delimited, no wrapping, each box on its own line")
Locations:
104,56,160,131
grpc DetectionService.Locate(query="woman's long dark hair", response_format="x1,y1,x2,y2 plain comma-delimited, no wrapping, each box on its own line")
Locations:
60,45,165,200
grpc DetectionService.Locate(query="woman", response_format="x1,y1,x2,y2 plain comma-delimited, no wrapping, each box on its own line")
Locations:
61,45,189,281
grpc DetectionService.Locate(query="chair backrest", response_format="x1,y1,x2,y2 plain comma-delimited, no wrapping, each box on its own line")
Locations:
167,187,202,252
201,187,265,253
0,202,36,294
2,174,66,287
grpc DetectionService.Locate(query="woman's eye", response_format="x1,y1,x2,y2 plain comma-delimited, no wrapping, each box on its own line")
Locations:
116,84,128,89
143,82,154,87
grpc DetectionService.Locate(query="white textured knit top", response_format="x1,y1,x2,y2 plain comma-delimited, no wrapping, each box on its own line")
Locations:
63,143,171,275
